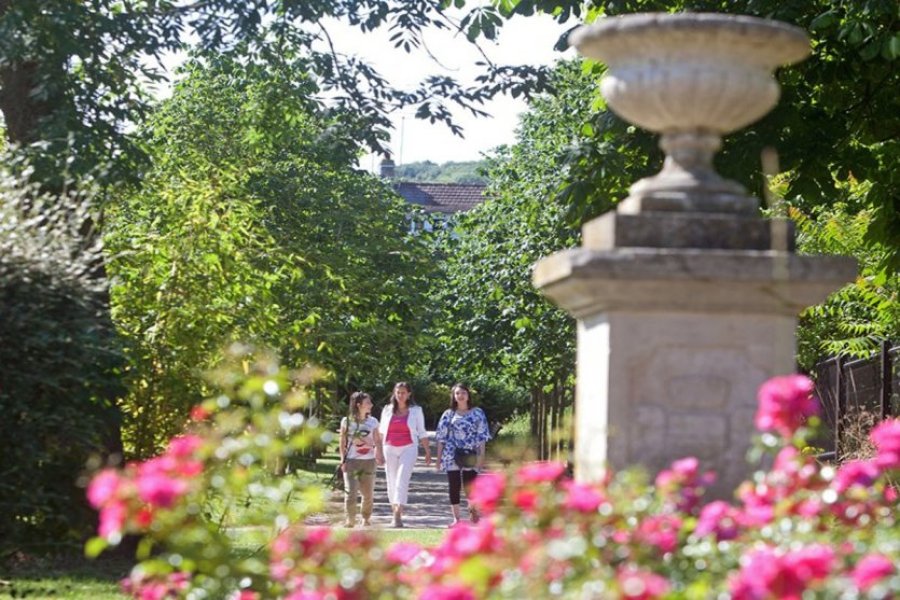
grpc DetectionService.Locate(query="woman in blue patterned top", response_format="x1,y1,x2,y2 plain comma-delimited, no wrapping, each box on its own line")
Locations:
434,383,491,526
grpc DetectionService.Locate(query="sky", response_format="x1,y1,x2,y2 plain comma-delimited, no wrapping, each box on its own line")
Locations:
322,12,573,171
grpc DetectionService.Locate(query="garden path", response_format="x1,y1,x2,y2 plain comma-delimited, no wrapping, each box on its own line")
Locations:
313,442,484,530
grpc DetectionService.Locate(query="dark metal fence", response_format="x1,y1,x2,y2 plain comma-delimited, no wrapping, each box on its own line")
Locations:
813,340,900,461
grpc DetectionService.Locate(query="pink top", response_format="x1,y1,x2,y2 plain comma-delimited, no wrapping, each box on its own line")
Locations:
385,413,413,446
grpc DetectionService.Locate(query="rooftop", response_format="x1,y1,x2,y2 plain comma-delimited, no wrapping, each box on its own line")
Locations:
393,182,487,214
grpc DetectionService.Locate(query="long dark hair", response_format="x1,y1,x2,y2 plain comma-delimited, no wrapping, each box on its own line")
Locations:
449,383,473,411
349,391,372,423
390,381,416,413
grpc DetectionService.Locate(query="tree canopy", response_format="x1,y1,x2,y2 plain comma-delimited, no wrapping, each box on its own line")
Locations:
105,47,433,456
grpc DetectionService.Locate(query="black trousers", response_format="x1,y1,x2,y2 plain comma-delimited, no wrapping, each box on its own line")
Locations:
447,469,478,505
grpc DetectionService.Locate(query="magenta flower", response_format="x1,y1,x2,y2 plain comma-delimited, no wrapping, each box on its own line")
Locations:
694,500,741,541
754,375,818,438
871,419,900,469
136,472,189,507
386,541,423,564
731,544,834,600
167,434,204,458
517,461,566,483
852,553,894,591
98,500,127,538
635,514,682,554
562,481,605,513
87,469,122,508
441,520,496,557
467,471,505,513
833,459,880,493
616,566,670,599
419,584,476,600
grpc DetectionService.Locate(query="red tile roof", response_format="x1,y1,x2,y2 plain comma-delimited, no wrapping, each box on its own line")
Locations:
394,182,486,214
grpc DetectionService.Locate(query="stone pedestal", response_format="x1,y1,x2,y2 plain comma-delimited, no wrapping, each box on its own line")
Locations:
540,12,858,496
534,234,855,497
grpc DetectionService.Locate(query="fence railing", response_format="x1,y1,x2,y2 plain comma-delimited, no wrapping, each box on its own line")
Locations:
813,340,899,461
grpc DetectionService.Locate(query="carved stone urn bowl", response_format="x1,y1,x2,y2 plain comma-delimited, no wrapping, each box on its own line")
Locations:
570,13,810,214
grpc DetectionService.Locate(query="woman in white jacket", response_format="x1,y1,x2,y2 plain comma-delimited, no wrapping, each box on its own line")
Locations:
378,381,432,527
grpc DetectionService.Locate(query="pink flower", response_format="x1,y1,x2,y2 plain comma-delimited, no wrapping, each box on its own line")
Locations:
167,434,204,458
871,419,900,469
833,459,880,493
754,375,818,438
852,553,894,591
616,566,670,599
441,520,497,557
136,472,189,507
694,500,741,541
635,515,682,554
468,471,505,513
420,584,476,600
517,461,566,483
87,469,122,508
386,542,423,564
512,489,539,512
562,481,605,513
730,544,834,600
98,500,127,538
655,457,715,514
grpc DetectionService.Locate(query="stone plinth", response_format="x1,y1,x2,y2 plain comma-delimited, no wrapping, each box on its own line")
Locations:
534,245,855,497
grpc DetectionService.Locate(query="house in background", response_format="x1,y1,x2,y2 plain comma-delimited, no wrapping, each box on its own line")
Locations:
380,159,487,233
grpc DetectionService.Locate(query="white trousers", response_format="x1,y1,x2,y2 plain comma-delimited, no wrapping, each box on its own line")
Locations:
384,443,417,505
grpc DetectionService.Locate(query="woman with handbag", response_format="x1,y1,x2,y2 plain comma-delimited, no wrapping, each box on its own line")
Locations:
434,383,491,526
378,381,432,528
339,391,383,527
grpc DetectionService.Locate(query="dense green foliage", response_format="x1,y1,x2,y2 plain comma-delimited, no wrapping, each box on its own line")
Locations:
493,0,899,272
104,48,433,457
426,63,601,456
793,198,900,368
0,1,553,188
395,160,489,184
0,166,123,556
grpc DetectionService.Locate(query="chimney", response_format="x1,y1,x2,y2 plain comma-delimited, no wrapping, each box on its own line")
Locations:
380,157,396,179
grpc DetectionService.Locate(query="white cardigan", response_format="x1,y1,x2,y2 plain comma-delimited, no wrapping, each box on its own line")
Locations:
379,404,428,446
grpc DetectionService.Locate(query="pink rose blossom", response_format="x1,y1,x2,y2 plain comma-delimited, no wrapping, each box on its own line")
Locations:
754,375,818,438
833,459,880,493
87,469,122,508
136,472,189,507
98,500,127,538
617,566,670,599
852,553,894,591
871,419,900,469
562,481,605,513
635,515,682,554
467,471,505,513
517,461,566,483
513,489,539,512
694,500,741,541
386,542,423,564
730,544,834,600
167,434,204,458
441,520,497,557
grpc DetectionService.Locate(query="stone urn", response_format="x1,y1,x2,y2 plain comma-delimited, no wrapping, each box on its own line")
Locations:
570,13,810,215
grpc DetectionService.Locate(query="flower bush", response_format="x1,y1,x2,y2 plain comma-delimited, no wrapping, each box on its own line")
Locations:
88,361,899,599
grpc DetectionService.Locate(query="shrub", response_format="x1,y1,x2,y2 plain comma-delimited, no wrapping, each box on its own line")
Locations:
88,362,900,599
0,163,123,557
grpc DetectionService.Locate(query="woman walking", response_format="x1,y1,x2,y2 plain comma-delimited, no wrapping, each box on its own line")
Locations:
378,381,432,527
339,391,383,527
434,383,491,526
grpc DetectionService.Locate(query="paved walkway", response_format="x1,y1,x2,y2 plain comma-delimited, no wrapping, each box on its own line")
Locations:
312,445,482,530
